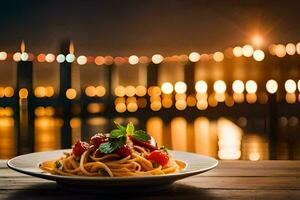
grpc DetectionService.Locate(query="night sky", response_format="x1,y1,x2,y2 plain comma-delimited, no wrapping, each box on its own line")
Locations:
0,0,299,55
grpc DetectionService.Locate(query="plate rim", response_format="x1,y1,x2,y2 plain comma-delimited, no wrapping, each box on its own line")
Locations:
7,149,219,182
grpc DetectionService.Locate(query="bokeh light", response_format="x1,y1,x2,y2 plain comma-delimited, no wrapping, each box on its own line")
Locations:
233,46,243,57
152,54,163,64
232,80,244,94
77,55,87,65
286,43,296,55
195,80,207,93
66,54,75,63
213,80,226,93
275,44,286,57
253,50,265,61
161,82,173,94
245,80,257,93
174,81,187,94
66,88,77,100
56,54,65,63
188,52,200,62
45,53,55,63
266,79,278,94
213,52,224,62
285,79,297,93
128,55,139,65
242,45,254,57
0,51,7,60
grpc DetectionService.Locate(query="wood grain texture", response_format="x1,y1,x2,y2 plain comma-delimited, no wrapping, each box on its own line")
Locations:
1,160,300,200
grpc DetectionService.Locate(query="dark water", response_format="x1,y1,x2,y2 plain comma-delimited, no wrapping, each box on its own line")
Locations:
1,106,299,160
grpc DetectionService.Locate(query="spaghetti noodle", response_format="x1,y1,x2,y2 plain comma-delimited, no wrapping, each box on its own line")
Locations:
39,122,185,177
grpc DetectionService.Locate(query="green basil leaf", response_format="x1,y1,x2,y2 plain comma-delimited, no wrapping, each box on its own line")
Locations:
114,121,126,132
99,138,125,154
133,130,150,142
126,122,135,135
110,129,124,138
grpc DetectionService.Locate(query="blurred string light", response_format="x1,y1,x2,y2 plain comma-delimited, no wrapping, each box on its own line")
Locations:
174,81,187,94
213,51,224,62
66,88,77,100
45,53,55,63
152,54,163,64
128,55,139,65
286,43,296,55
161,82,173,94
195,80,207,93
0,51,7,60
245,80,257,93
213,80,226,93
253,50,265,61
189,52,200,62
242,45,254,57
66,54,75,63
252,35,263,47
77,55,87,65
232,80,244,94
233,46,243,57
285,79,297,93
275,44,286,57
266,79,278,94
56,54,65,63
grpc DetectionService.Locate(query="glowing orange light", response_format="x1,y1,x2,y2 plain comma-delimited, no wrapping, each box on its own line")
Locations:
213,52,224,62
95,56,105,65
37,54,46,62
188,52,200,62
85,86,96,97
252,35,263,46
66,89,77,100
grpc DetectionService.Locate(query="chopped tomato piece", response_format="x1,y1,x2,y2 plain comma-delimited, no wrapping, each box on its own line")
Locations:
128,135,157,151
72,141,89,157
146,150,169,167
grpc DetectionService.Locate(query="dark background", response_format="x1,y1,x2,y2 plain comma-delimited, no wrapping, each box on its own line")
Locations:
0,0,299,55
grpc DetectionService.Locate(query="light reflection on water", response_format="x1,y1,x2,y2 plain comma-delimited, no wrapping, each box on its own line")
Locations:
0,113,300,160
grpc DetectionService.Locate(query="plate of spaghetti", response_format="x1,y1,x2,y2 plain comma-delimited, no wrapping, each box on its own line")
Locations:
7,122,218,192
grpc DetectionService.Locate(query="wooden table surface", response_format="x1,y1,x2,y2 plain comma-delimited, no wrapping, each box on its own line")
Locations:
1,160,300,200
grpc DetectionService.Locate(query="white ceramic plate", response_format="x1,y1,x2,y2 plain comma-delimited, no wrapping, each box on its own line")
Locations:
7,150,218,192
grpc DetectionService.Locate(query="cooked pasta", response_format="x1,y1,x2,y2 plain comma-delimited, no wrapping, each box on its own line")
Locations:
39,122,186,177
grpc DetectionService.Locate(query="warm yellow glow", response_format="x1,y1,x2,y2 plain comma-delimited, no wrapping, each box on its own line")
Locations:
125,85,136,97
115,103,126,113
233,93,244,103
245,80,257,93
195,80,207,93
194,117,215,155
13,52,21,62
171,117,187,151
246,93,257,104
146,117,163,146
0,52,7,60
286,43,296,55
213,51,224,62
213,80,226,93
150,101,162,111
253,50,265,61
217,118,242,160
215,93,225,102
175,93,186,101
175,100,187,110
0,87,4,98
66,54,75,63
208,95,218,107
252,35,263,46
232,80,244,94
298,80,300,92
77,55,87,65
242,45,254,57
152,54,163,64
225,96,234,107
127,102,138,112
21,52,29,61
95,86,106,97
249,152,260,161
148,86,161,96
37,53,46,62
275,44,286,57
45,53,55,63
139,56,150,64
174,81,187,94
189,52,200,62
268,44,277,55
161,82,173,94
34,86,46,98
95,56,105,65
70,118,81,129
4,87,14,97
266,79,278,94
45,86,54,97
128,55,139,65
285,79,296,93
286,93,296,104
135,85,147,97
19,88,28,99
187,95,196,107
258,92,268,104
56,54,65,63
233,46,243,57
66,88,77,100
162,97,173,108
114,86,125,97
85,86,96,97
297,42,300,54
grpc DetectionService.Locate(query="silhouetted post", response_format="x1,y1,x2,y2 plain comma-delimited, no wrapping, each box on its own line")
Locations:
268,93,277,159
16,61,34,154
184,61,195,95
59,40,72,148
